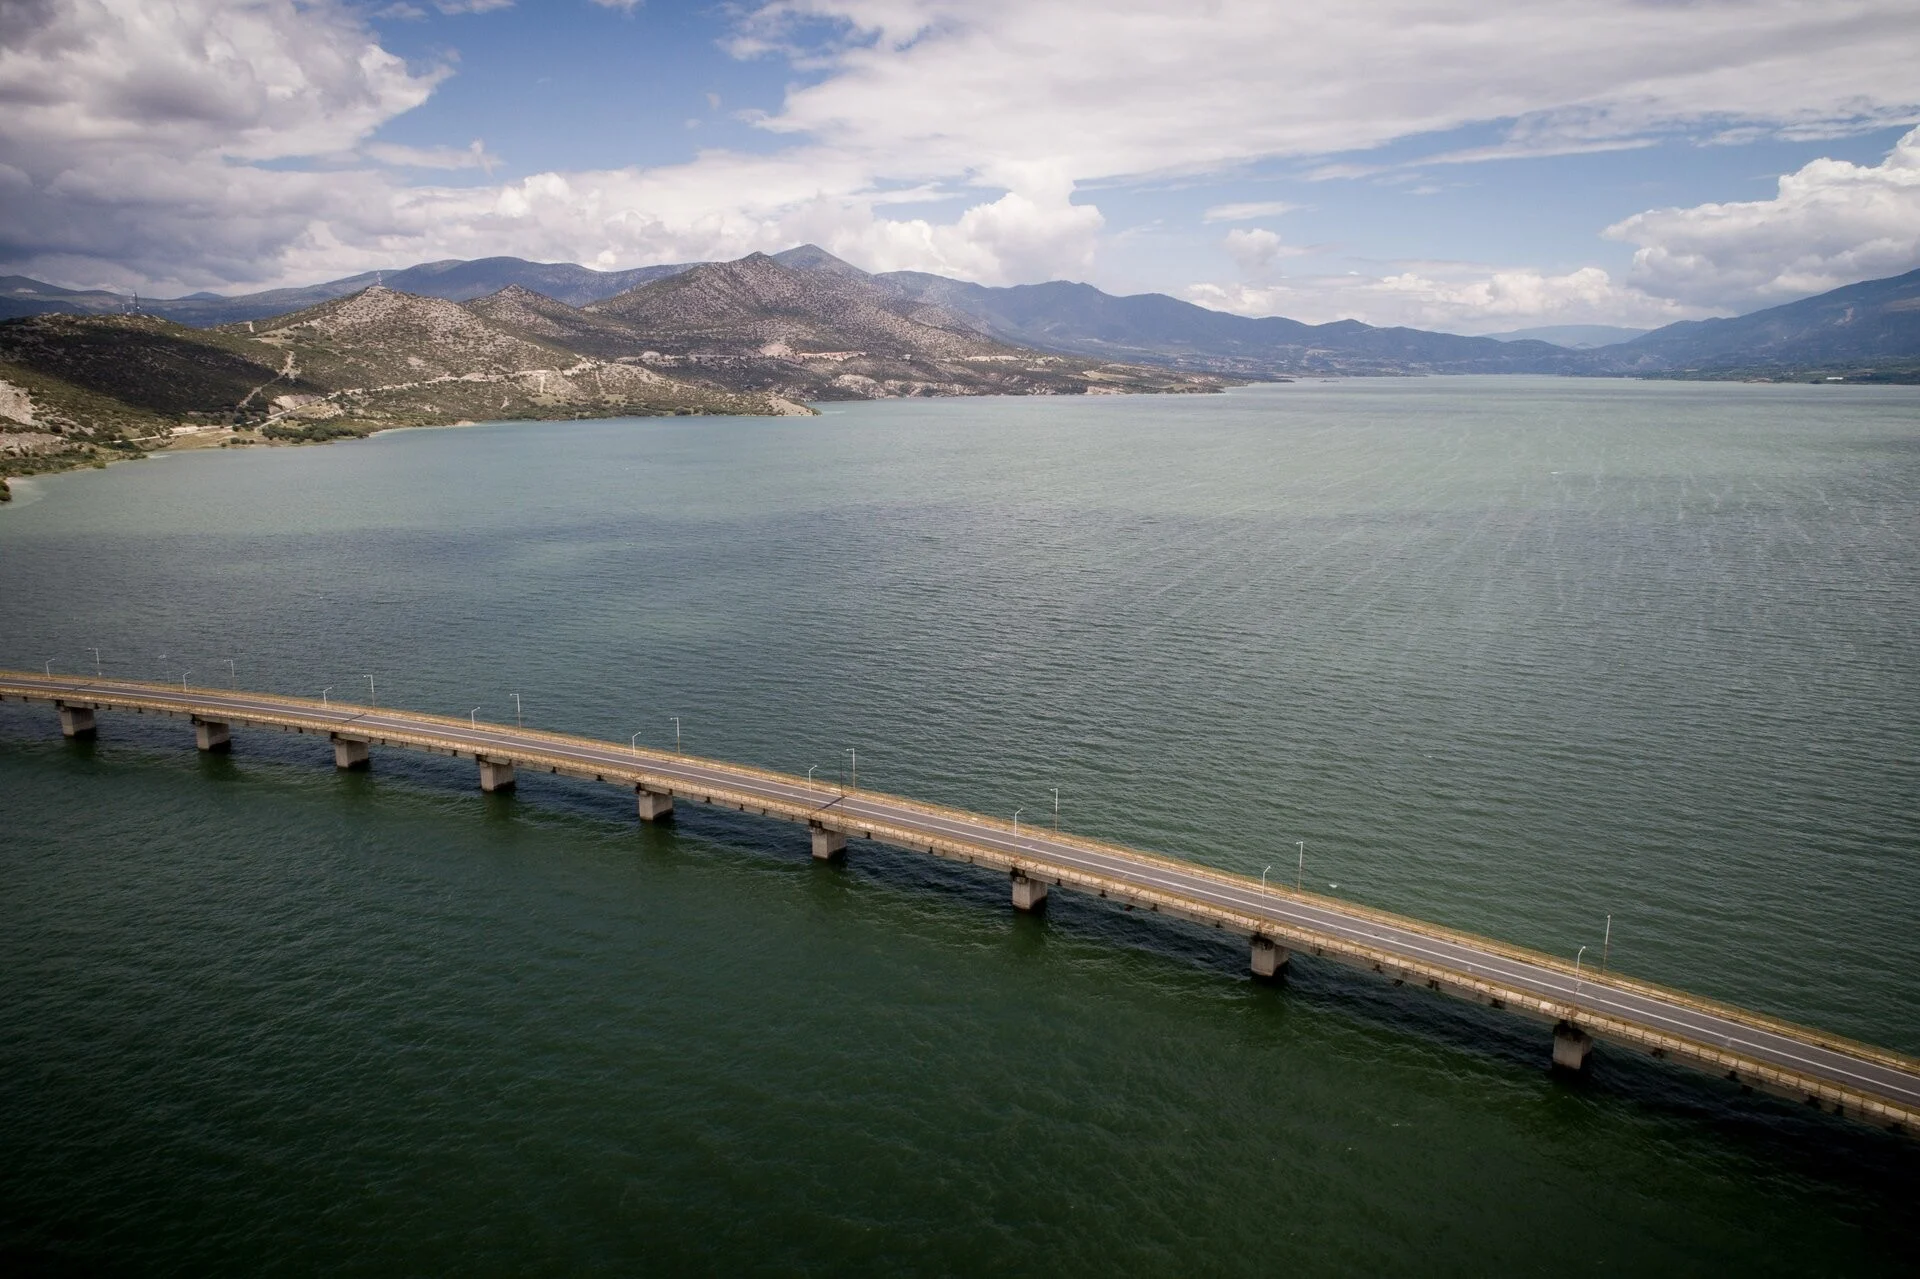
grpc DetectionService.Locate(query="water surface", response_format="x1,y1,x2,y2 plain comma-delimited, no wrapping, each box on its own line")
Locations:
2,378,1916,1273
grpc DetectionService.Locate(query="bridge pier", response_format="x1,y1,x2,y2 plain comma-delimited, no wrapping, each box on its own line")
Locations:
810,824,846,861
1552,1021,1592,1072
1251,936,1290,980
478,757,516,793
331,734,370,771
1011,871,1049,912
637,787,674,822
55,702,96,739
193,717,231,753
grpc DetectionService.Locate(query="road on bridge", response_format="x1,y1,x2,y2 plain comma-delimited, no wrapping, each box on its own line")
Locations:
5,671,1917,1133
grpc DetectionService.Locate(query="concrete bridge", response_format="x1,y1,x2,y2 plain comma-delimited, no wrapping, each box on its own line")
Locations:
5,669,1917,1136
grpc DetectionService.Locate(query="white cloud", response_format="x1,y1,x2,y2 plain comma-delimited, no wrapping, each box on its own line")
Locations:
3,0,1918,313
1603,126,1920,311
740,0,1920,184
363,139,501,172
1185,263,1698,333
1203,201,1298,223
1222,228,1303,277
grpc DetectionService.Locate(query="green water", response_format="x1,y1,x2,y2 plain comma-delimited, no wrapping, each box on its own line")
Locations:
1,378,1915,1273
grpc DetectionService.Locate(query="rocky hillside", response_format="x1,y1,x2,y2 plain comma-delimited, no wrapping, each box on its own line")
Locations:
462,285,656,361
581,252,1223,398
0,288,809,491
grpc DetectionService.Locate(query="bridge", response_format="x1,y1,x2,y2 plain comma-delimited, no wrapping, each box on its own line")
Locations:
5,669,1916,1136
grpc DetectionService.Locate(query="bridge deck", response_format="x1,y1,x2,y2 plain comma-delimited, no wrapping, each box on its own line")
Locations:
5,670,1916,1134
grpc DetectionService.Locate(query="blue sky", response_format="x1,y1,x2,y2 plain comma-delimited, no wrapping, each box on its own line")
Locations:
3,0,1917,332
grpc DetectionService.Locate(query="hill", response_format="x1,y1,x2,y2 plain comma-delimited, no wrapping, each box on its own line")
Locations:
462,284,658,361
0,288,807,494
1483,324,1649,348
1591,268,1920,377
582,252,1224,398
867,271,1588,376
0,258,701,327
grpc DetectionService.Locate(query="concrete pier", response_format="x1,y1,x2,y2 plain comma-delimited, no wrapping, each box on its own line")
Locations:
331,734,370,771
478,756,516,793
193,717,231,753
810,824,847,861
1251,936,1290,980
1011,871,1050,912
1552,1021,1593,1072
56,702,97,739
637,787,674,822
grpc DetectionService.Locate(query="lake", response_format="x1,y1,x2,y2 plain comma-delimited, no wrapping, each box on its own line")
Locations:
2,377,1916,1273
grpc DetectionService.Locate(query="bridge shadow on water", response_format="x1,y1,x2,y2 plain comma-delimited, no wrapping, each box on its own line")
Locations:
4,700,1915,1205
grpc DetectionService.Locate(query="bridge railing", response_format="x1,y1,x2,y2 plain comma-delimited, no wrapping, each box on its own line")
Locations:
5,669,1917,1081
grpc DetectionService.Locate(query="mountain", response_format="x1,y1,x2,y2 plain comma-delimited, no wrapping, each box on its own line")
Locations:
868,271,1588,376
0,276,136,322
1592,268,1920,376
0,286,806,488
0,258,701,328
461,284,655,361
582,251,1224,398
1483,324,1649,348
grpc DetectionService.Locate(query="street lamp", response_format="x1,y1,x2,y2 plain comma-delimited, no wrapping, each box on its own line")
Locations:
364,675,375,707
225,658,236,689
807,765,819,789
90,648,102,678
322,686,332,709
180,670,190,692
1050,787,1060,832
632,731,643,753
1602,915,1613,972
43,658,54,677
511,693,522,727
1573,945,1589,1007
1295,840,1306,891
844,747,856,789
1013,807,1025,840
670,716,682,753
472,708,482,729
1261,864,1273,891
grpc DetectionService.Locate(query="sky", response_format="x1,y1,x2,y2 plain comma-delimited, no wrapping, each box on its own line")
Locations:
2,0,1917,333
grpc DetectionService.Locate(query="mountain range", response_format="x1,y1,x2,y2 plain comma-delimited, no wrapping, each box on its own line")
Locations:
0,250,1225,491
7,248,1917,379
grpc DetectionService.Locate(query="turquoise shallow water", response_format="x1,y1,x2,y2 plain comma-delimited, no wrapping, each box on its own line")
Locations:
1,378,1916,1273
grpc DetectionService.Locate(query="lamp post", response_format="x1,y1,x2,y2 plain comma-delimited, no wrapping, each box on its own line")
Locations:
1050,787,1060,832
225,659,236,689
807,765,818,789
1261,864,1273,891
472,708,482,729
43,658,53,676
364,674,375,708
1573,945,1589,1007
632,731,643,754
1295,840,1306,892
511,693,522,727
670,716,682,754
1013,807,1025,840
90,648,102,678
180,670,189,692
844,748,856,789
322,686,331,709
1602,915,1612,972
